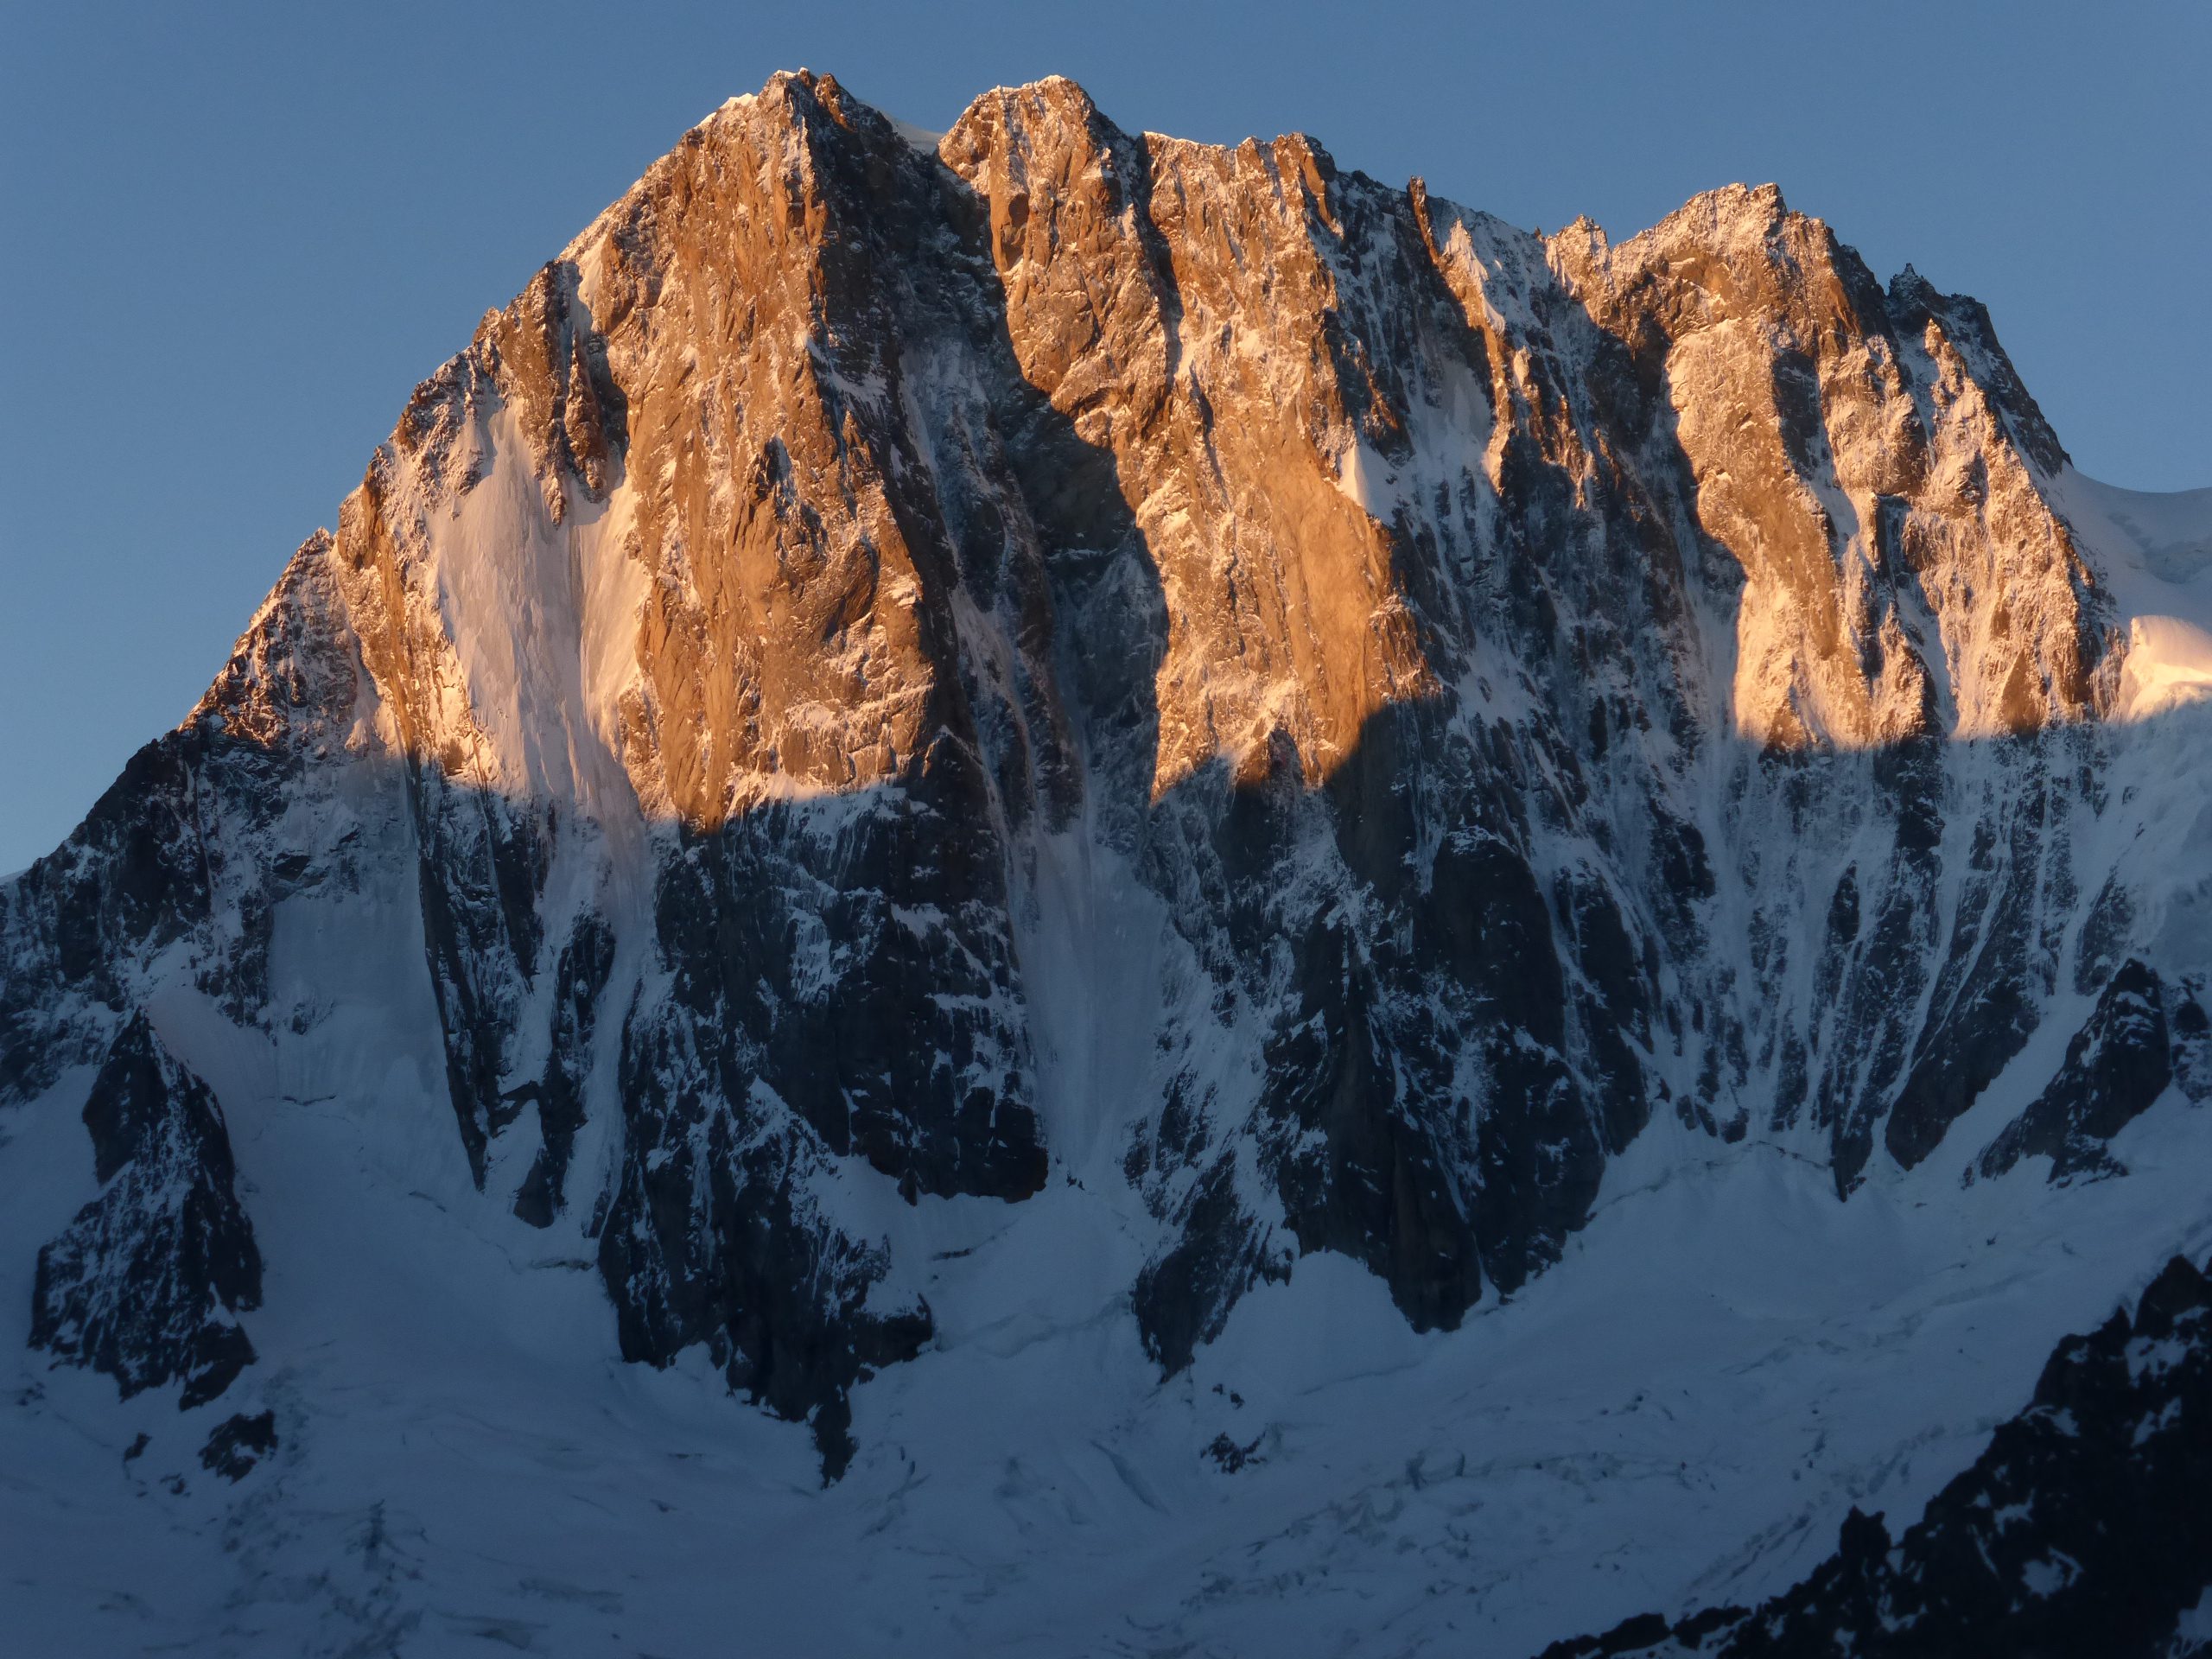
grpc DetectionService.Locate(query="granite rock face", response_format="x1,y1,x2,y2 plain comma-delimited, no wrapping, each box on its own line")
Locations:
29,1016,262,1409
1975,957,2195,1185
1,71,2205,1527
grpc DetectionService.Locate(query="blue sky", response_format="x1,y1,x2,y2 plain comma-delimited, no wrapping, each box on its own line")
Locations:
2,1,2206,872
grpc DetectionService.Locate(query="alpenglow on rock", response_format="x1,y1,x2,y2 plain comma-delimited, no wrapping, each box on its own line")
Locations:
7,69,2212,1656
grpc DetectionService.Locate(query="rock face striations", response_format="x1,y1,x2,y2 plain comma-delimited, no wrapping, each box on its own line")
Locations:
6,68,2212,1651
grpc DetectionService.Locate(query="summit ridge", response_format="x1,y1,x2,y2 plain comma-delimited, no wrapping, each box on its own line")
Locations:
5,69,2212,1656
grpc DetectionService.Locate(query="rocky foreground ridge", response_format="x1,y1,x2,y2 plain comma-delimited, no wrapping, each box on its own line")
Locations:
7,70,2212,1655
1548,1249,2212,1657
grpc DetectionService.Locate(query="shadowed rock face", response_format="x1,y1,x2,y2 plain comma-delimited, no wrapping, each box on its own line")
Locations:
1975,957,2184,1185
30,1016,262,1408
1539,1253,2212,1659
0,69,2195,1485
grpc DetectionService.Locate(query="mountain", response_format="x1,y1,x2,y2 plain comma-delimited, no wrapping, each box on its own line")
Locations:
5,68,2212,1656
1544,1249,2212,1658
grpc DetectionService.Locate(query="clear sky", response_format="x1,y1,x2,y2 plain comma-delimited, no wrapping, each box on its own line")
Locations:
2,1,2207,873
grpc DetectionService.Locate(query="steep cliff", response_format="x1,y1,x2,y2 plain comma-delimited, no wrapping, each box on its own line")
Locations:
5,68,2212,1656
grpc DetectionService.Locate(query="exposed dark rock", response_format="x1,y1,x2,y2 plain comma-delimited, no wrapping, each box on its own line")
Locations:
410,776,553,1189
1262,906,1488,1333
2173,986,2212,1103
30,1016,263,1408
512,911,618,1229
1133,1150,1286,1376
1537,1253,2212,1658
1978,958,2173,1184
1886,766,2058,1174
1204,1431,1266,1472
199,1410,278,1482
599,980,937,1481
2075,872,2136,995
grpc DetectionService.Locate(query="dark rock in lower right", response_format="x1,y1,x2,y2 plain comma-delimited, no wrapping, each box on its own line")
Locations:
1539,1251,2212,1658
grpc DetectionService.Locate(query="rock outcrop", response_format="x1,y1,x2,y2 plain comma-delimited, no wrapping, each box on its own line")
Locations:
1541,1253,2212,1658
1975,957,2197,1184
3,73,2207,1533
30,1015,262,1408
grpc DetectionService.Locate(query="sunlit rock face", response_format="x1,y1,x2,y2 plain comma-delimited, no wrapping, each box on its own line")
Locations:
6,69,2212,1643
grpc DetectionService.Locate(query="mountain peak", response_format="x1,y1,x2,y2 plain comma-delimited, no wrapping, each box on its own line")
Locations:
7,67,2212,1657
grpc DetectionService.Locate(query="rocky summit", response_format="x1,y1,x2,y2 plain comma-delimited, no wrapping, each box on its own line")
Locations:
6,69,2212,1656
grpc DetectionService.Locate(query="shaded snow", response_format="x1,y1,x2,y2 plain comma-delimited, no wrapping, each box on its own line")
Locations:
8,988,2212,1655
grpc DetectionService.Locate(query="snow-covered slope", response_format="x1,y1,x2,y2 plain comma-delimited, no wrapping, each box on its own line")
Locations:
5,68,2212,1656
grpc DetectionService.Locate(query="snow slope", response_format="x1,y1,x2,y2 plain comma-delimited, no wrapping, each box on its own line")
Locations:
9,980,2212,1656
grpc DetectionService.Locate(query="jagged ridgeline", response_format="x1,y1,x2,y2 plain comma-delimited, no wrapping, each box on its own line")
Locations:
4,68,2209,1500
